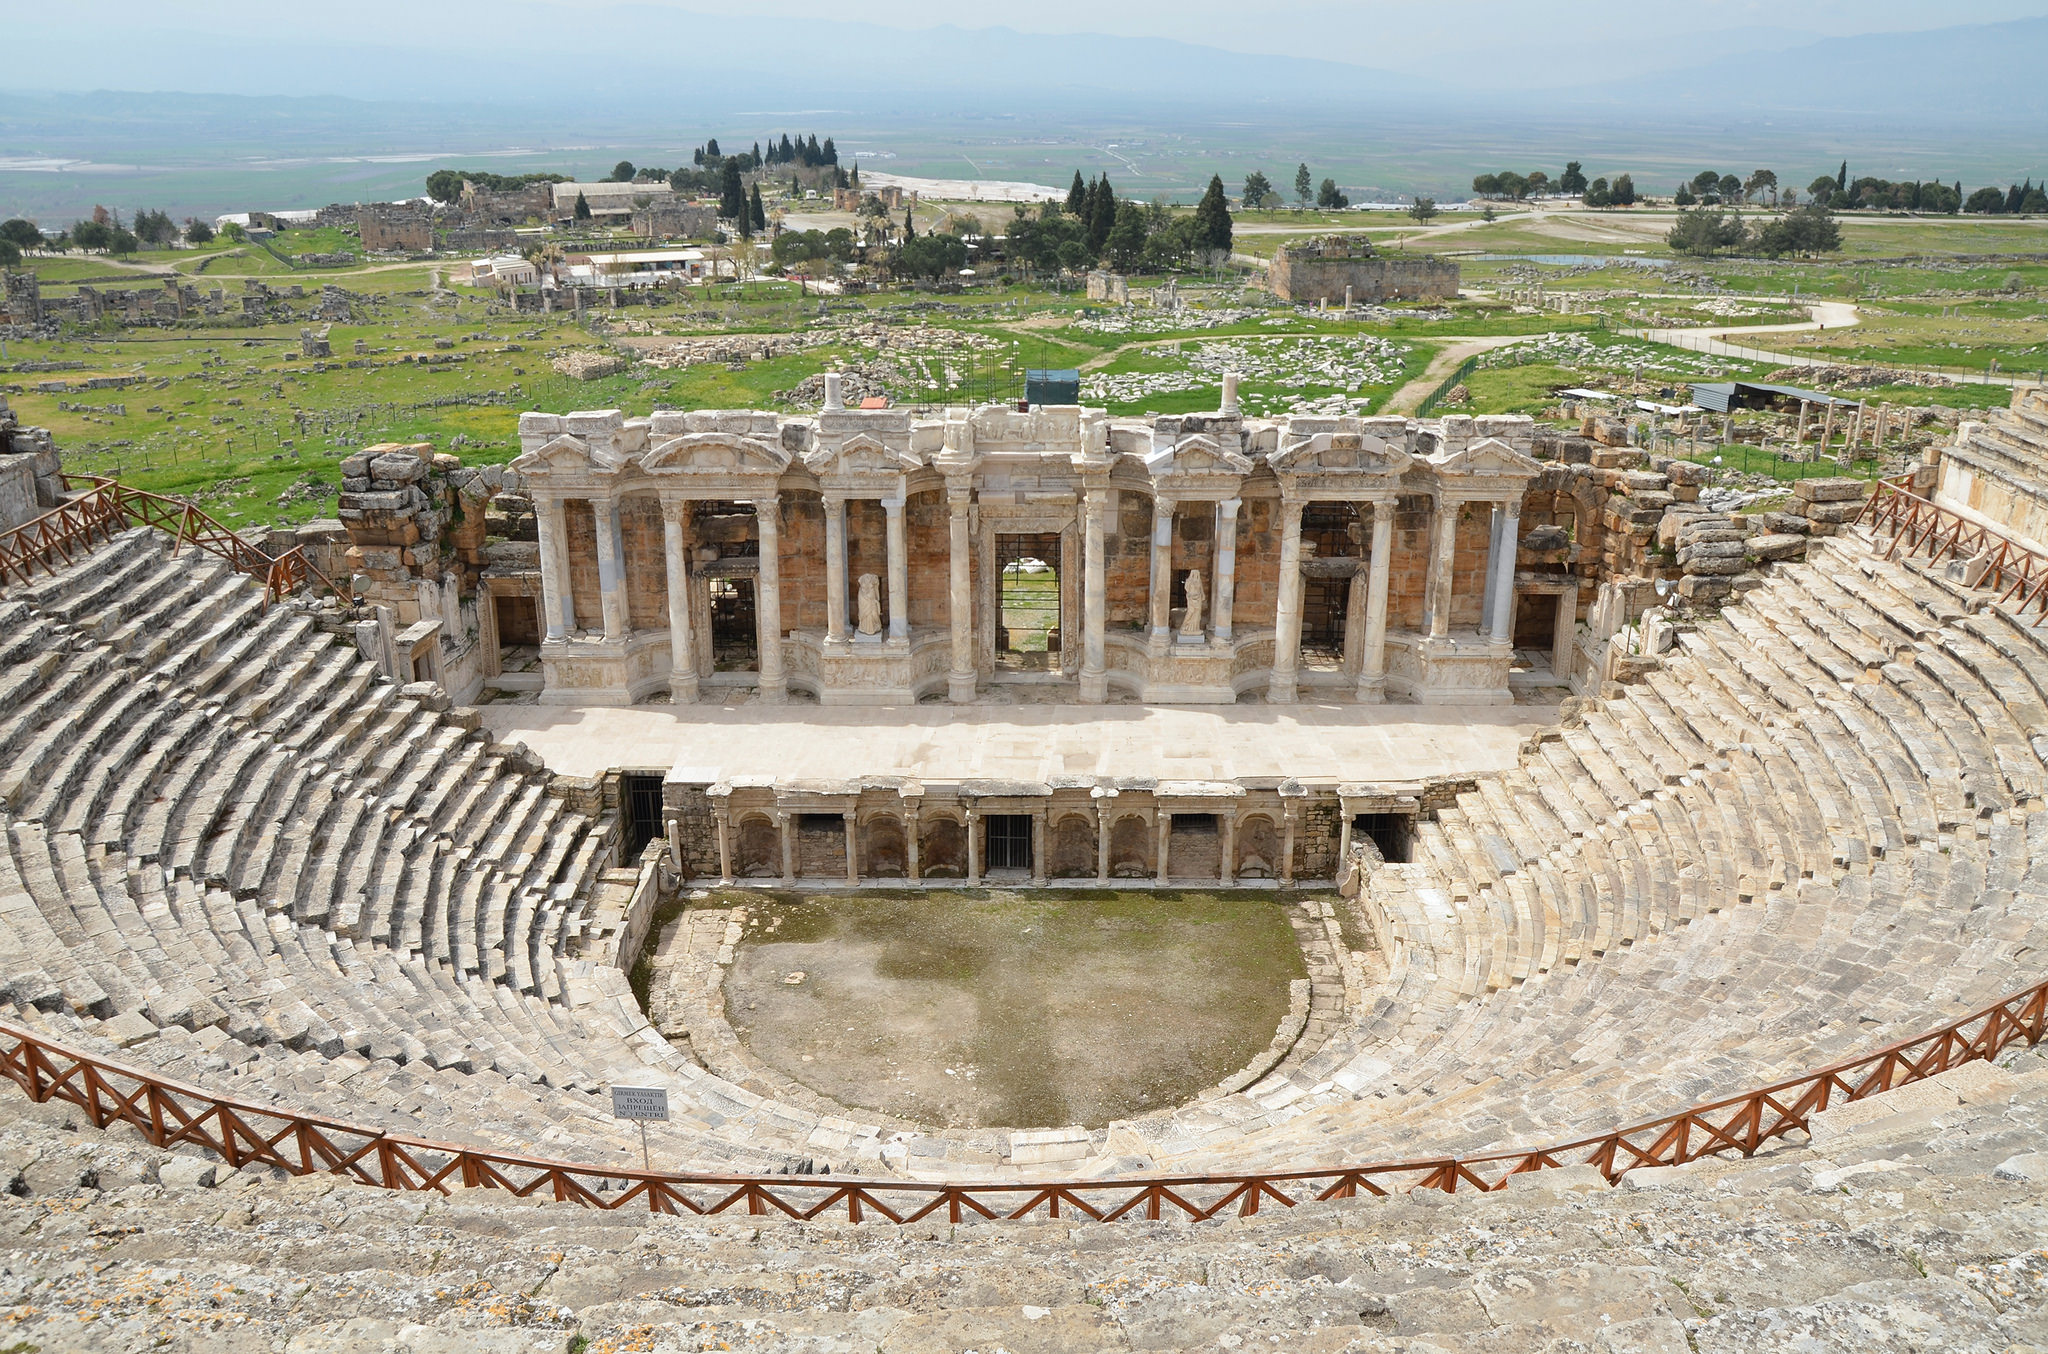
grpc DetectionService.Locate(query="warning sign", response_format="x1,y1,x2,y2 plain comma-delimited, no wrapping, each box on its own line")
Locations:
610,1085,670,1121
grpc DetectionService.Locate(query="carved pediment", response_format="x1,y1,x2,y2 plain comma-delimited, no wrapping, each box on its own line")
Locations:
1431,436,1542,478
641,432,793,476
802,431,924,477
1146,433,1255,478
1270,431,1411,477
510,432,633,477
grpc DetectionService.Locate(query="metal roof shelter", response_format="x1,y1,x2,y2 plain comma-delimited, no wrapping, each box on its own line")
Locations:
1690,381,1861,414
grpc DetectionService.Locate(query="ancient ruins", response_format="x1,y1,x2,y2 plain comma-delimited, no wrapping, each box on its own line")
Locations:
1269,235,1463,305
1,373,2047,1347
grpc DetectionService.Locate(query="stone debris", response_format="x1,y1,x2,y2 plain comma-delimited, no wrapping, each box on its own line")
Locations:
551,349,629,380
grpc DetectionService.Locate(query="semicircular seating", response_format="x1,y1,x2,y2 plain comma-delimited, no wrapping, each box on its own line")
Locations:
0,522,2042,1182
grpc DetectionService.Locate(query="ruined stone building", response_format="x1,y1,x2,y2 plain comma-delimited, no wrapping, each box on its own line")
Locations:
506,377,1572,712
1269,236,1461,305
355,205,435,253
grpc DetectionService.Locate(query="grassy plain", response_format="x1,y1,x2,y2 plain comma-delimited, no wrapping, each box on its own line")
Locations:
3,206,2040,527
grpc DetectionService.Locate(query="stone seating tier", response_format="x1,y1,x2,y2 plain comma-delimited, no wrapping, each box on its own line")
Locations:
0,525,2044,1187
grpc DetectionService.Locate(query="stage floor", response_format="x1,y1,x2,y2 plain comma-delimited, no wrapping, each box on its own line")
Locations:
477,697,1557,786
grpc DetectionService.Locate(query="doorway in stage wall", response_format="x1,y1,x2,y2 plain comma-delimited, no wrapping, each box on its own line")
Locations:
709,577,757,671
1301,576,1351,661
996,532,1062,672
1299,502,1361,666
984,813,1032,873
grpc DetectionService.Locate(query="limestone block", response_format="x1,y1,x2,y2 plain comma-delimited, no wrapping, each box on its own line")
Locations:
340,452,373,478
1619,470,1669,494
1631,490,1675,512
339,491,413,513
1754,510,1811,535
1677,540,1745,567
158,1156,218,1189
1792,476,1869,503
1500,1162,1608,1196
1804,499,1867,524
1747,533,1808,562
1677,575,1735,602
401,680,451,711
1664,461,1711,486
1009,1128,1091,1165
99,1010,159,1047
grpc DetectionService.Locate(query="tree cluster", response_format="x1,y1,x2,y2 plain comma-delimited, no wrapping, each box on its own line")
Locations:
770,227,858,269
763,134,837,169
1006,172,1232,276
1471,170,1555,200
423,169,566,202
1967,179,2048,214
1582,174,1636,208
1666,203,1842,258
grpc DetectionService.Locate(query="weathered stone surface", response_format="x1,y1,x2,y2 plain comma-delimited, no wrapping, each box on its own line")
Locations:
1746,533,1808,561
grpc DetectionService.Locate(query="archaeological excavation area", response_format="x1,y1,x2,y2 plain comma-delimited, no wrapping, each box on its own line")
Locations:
1,382,2047,1345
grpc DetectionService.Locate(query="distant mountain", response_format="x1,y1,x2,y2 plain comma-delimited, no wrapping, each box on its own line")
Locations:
1589,17,2048,123
4,3,1443,112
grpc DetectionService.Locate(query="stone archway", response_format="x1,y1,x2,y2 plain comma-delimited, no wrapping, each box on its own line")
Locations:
920,816,967,879
735,815,779,878
861,815,908,878
1108,815,1151,878
1050,814,1095,878
1235,814,1280,879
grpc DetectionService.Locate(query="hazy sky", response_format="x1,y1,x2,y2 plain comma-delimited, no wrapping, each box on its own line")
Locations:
47,0,2048,69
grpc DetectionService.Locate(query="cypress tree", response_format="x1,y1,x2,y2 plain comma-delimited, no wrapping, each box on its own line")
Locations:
750,183,766,230
807,134,822,164
1193,174,1233,255
823,138,837,165
850,161,860,186
1066,170,1087,216
904,206,915,240
1838,160,1849,194
573,191,591,221
719,161,745,219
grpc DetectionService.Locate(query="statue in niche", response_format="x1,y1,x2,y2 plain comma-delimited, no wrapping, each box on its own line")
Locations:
856,573,883,637
1179,569,1206,640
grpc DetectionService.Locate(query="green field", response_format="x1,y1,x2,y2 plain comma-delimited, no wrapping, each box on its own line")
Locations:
4,205,2039,528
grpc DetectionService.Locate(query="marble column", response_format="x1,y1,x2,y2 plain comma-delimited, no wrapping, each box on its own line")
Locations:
947,488,975,703
843,811,859,886
1154,814,1171,885
1270,498,1306,702
1220,811,1236,886
594,497,629,642
1426,497,1457,640
1479,505,1505,636
535,497,573,640
1031,811,1047,886
884,494,909,641
906,805,922,882
1281,807,1297,889
1359,499,1395,702
823,493,848,644
1552,585,1578,683
1213,498,1240,643
1080,489,1108,704
1488,499,1521,645
1094,803,1110,883
1147,496,1177,643
713,802,733,886
753,496,787,702
965,808,981,885
1338,810,1354,865
777,811,794,885
661,499,697,702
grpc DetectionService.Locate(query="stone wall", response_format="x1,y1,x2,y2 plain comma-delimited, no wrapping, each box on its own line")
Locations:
1269,237,1460,305
357,208,433,253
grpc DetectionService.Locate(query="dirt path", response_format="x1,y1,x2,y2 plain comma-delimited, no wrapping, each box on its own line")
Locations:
1384,335,1533,413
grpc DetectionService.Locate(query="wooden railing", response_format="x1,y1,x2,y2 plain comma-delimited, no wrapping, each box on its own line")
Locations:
0,476,337,602
1,975,2039,1223
1858,475,2048,618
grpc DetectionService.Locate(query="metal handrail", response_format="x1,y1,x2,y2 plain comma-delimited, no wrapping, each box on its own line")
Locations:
1857,476,2048,618
0,975,2039,1223
0,476,338,602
